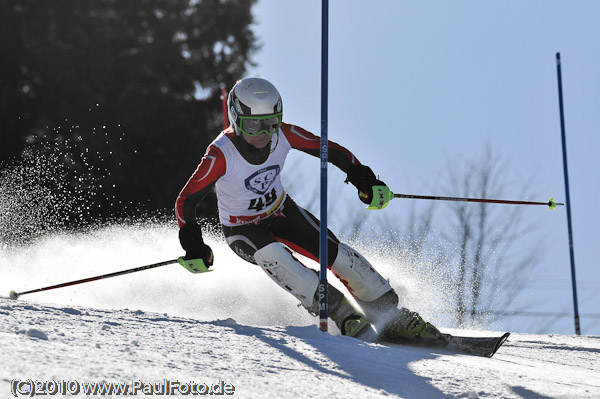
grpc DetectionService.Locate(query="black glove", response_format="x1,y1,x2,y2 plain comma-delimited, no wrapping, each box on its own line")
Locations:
178,224,214,267
345,164,387,205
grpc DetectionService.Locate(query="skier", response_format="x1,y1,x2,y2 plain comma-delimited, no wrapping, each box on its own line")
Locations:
175,77,442,344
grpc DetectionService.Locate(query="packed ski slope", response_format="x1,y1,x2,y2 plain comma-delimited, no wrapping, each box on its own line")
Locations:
2,298,599,398
1,224,599,398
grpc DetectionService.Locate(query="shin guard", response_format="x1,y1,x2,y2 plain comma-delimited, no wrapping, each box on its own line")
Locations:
331,243,391,302
254,243,319,309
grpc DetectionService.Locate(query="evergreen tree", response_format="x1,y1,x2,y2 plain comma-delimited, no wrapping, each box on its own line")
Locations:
0,0,257,225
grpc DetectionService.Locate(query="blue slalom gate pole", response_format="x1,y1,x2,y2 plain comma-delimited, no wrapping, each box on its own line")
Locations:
319,0,329,332
556,52,581,335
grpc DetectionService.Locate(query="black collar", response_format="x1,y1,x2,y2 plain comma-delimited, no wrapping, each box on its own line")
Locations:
231,134,272,165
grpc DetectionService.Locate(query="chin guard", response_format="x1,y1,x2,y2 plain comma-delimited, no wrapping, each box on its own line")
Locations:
366,185,394,210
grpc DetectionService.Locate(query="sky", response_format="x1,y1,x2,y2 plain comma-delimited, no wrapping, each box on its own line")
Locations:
248,1,600,335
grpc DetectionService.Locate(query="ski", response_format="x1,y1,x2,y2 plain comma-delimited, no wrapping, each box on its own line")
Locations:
441,332,510,357
379,332,510,358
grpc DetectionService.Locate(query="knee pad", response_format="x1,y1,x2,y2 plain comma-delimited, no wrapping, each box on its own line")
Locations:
331,243,392,302
254,243,319,309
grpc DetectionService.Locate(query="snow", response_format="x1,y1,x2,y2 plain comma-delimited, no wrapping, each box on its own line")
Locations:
2,299,599,398
1,224,600,398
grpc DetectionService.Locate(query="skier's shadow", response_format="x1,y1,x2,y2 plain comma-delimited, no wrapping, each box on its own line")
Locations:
216,320,448,398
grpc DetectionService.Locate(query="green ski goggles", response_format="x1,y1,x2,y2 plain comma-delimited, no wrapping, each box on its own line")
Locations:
237,113,282,137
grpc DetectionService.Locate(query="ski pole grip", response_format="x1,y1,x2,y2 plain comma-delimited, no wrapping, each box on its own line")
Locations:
366,186,394,210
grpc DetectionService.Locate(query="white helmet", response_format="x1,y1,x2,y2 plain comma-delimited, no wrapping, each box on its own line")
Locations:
227,78,283,136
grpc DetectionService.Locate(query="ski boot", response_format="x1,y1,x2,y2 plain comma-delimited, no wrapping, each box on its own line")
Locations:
379,307,445,345
303,283,376,341
330,298,377,341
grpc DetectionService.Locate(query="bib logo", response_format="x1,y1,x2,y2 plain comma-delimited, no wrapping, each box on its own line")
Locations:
245,165,280,195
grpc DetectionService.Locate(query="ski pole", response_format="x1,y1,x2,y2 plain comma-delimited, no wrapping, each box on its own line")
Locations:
8,259,178,300
393,193,564,209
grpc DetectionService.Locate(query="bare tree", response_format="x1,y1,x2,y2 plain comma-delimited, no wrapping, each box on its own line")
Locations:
440,144,543,327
